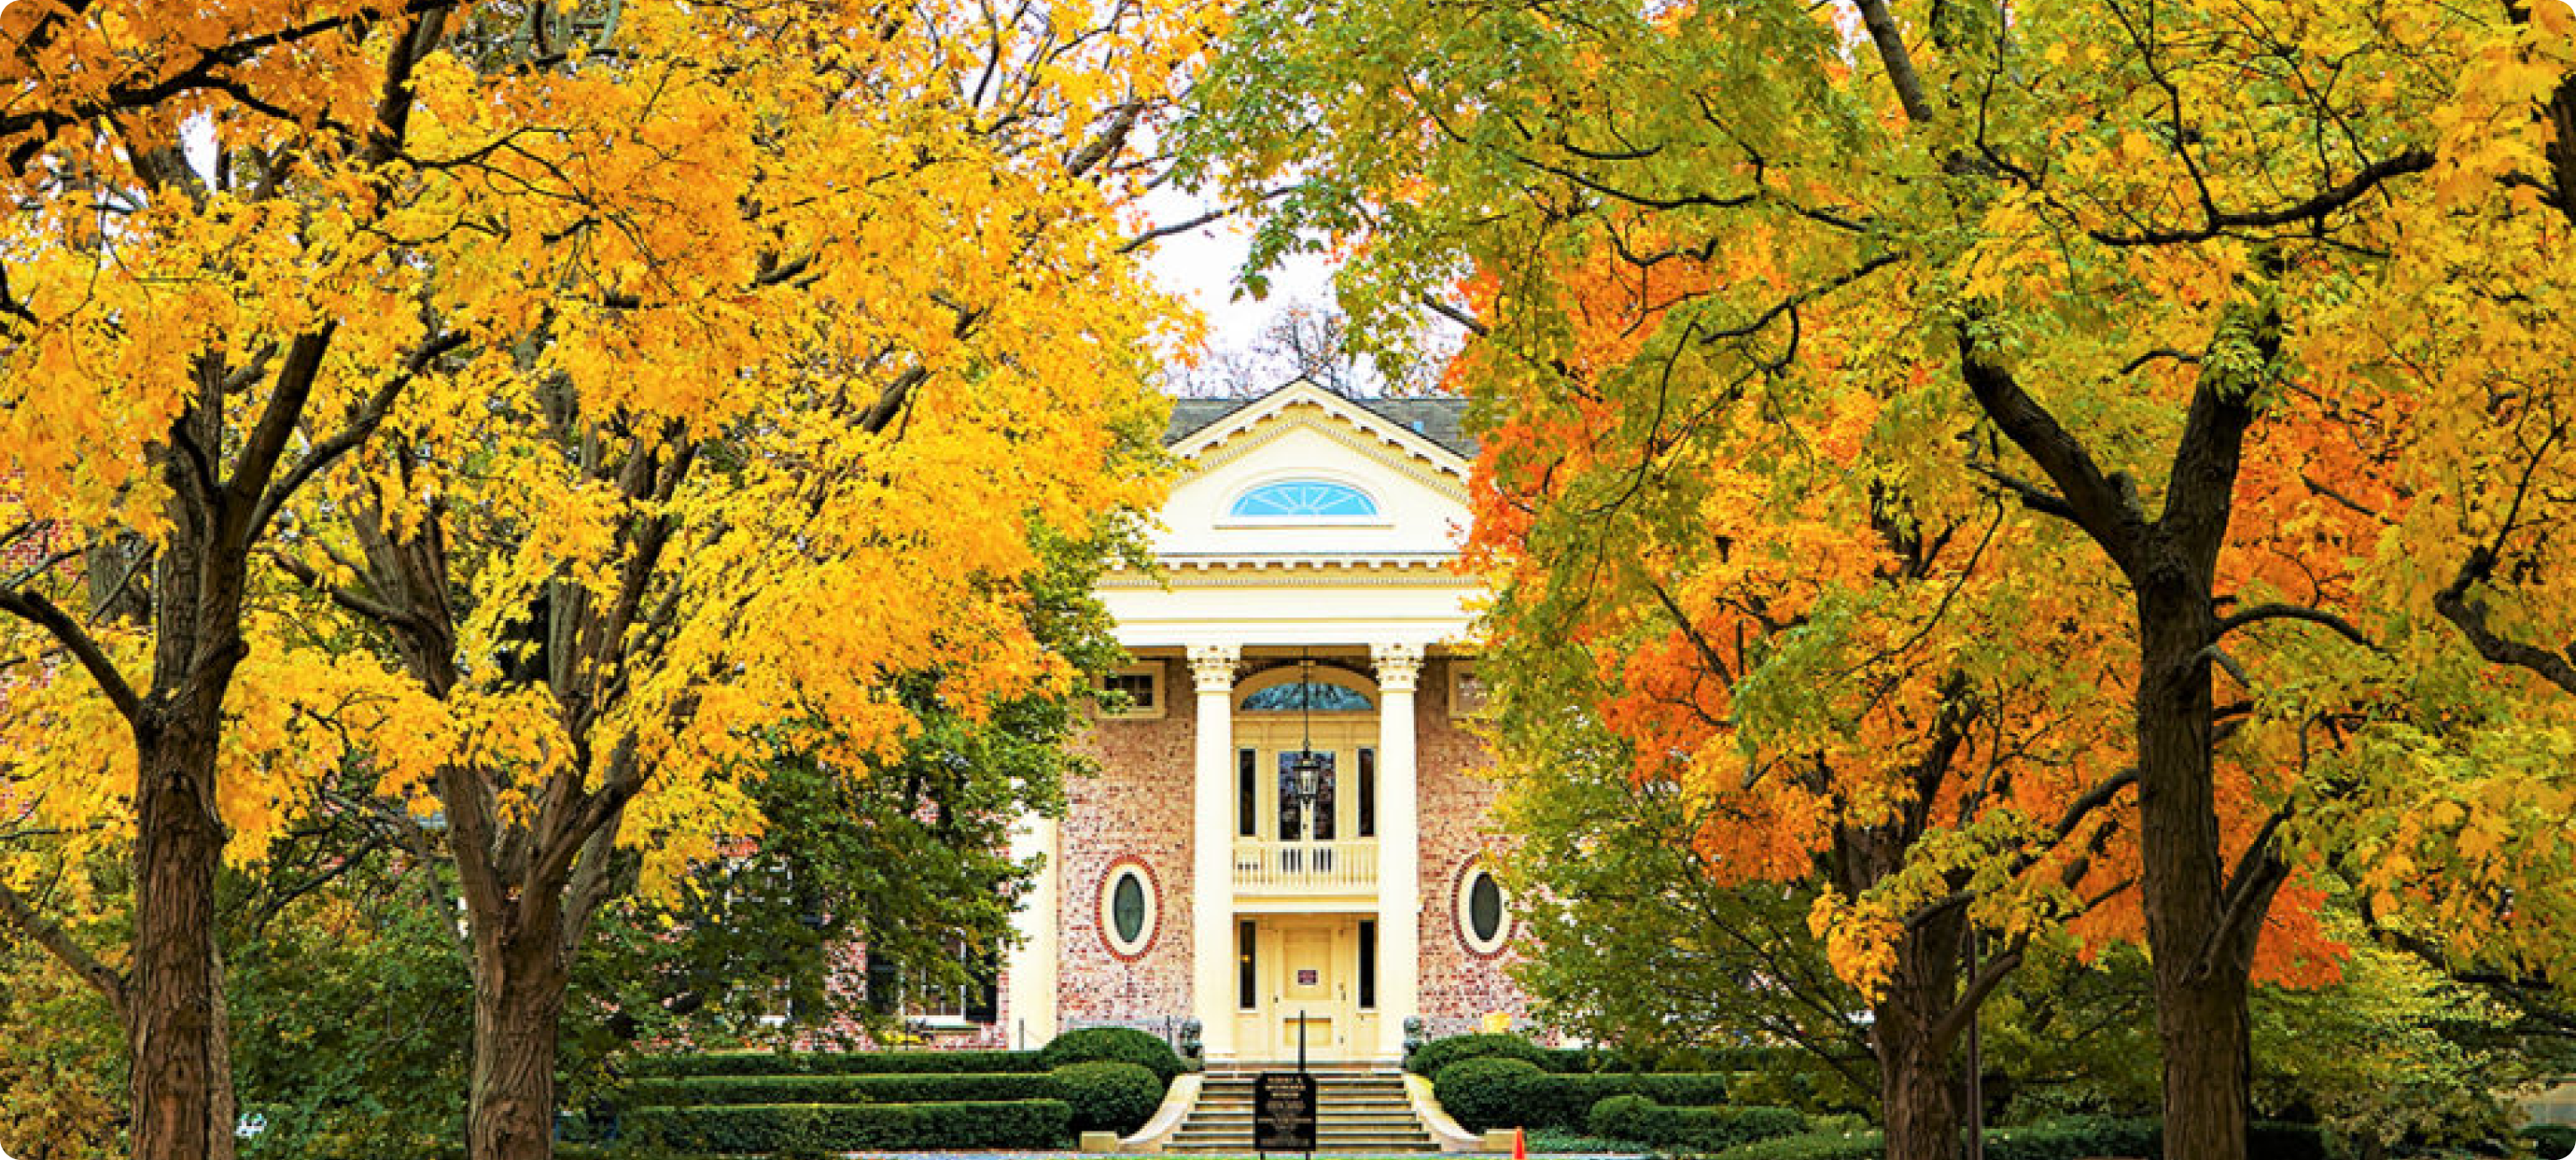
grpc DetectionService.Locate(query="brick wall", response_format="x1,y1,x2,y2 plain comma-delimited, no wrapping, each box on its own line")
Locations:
1057,657,1196,1026
1413,657,1536,1038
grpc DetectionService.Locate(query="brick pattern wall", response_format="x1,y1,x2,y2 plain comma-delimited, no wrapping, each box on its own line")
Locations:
1057,658,1196,1026
1413,657,1537,1038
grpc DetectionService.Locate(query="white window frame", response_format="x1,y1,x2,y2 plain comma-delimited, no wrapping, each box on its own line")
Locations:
1449,659,1490,720
1101,662,1166,720
1456,862,1511,957
1100,860,1160,959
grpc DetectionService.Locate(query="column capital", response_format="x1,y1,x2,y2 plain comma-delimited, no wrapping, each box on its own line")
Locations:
1185,644,1242,692
1370,642,1425,692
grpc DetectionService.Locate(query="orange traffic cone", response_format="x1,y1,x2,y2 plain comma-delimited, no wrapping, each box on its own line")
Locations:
1512,1128,1526,1160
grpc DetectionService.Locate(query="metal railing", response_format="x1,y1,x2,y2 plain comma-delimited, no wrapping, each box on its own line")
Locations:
1233,838,1378,893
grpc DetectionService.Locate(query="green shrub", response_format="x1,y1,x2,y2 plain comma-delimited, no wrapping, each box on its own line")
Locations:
1429,1061,1734,1131
1408,1033,1554,1077
1435,1057,1549,1131
1983,1116,2159,1160
625,1049,1045,1077
2245,1121,2332,1160
2524,1124,2576,1157
624,1098,1072,1152
1710,1130,1885,1160
1052,1061,1166,1136
1036,1027,1187,1084
620,1072,1067,1107
1583,1095,1804,1152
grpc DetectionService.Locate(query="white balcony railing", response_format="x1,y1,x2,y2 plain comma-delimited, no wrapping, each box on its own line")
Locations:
1233,838,1378,894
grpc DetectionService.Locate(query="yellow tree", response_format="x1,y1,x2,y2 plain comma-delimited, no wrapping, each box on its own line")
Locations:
1,5,481,1159
247,4,1204,1159
1,4,1206,1160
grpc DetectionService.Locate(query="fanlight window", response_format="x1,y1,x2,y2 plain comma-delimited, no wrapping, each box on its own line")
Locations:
1228,480,1379,518
1241,682,1374,712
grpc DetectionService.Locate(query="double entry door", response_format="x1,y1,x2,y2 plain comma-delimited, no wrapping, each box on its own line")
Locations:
1233,916,1382,1062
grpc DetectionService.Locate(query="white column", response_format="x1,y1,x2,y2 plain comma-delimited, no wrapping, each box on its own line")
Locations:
1372,642,1424,1061
1188,643,1242,1062
1003,812,1060,1048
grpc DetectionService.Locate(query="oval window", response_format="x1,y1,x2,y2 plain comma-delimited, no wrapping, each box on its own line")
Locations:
1112,875,1147,943
1457,863,1510,957
1099,860,1157,959
1469,875,1504,942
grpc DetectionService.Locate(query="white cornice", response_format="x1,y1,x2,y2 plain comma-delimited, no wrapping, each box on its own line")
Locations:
1102,553,1481,588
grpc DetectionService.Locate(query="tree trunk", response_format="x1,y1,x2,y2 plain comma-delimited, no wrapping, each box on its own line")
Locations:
128,718,241,1160
2136,584,2247,1160
1875,914,1966,1160
128,477,250,1160
1837,816,1971,1160
467,922,570,1160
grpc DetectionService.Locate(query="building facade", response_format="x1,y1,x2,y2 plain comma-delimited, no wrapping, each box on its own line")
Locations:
999,381,1537,1064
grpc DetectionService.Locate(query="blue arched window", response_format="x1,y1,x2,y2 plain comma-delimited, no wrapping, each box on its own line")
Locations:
1228,480,1379,518
1240,682,1375,712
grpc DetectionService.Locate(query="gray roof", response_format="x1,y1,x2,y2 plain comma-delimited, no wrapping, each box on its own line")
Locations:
1164,386,1476,459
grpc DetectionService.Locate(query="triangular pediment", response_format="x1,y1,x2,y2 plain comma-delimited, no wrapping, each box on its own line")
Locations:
1148,382,1475,563
1168,381,1472,485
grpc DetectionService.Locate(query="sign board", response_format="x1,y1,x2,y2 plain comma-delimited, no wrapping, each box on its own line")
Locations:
1253,1071,1317,1155
1296,968,1319,986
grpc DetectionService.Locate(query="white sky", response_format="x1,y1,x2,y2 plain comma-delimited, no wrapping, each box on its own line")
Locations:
1135,185,1339,373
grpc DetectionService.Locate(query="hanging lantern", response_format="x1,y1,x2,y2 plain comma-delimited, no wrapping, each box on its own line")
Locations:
1287,654,1326,811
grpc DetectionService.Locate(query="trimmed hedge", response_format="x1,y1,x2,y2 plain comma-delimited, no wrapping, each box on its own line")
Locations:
1408,1033,1555,1077
1432,1056,1734,1131
1981,1116,2159,1160
2525,1125,2576,1157
1053,1061,1165,1136
621,1073,1064,1107
1587,1095,1805,1153
1433,1057,1548,1131
624,1099,1071,1153
1036,1027,1187,1084
1410,1033,1798,1077
1710,1130,1885,1160
626,1049,1045,1078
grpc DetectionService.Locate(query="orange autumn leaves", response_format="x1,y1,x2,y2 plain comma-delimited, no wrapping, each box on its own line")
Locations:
1460,225,2360,998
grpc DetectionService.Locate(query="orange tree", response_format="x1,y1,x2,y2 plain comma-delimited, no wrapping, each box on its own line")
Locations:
1190,1,2576,1157
1451,237,2348,1160
1,3,1207,1160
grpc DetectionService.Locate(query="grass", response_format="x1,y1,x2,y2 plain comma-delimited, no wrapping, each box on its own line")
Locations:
1522,1127,1650,1154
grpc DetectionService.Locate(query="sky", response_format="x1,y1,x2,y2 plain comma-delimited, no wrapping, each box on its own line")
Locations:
1135,185,1339,375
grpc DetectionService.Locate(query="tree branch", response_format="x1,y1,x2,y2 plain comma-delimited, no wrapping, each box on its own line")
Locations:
2210,602,2374,650
0,874,128,1015
0,586,141,725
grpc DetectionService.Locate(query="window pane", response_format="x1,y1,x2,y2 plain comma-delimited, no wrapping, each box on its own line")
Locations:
1238,921,1258,1009
1238,749,1258,837
1469,874,1505,942
1358,748,1375,839
1112,874,1147,943
1104,672,1155,709
1229,480,1379,518
1358,920,1377,1009
1242,682,1373,712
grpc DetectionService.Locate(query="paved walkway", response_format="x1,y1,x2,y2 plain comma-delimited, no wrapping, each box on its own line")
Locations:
838,1153,1648,1159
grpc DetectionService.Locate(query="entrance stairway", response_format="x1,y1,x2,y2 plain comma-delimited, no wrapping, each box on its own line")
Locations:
1166,1064,1437,1153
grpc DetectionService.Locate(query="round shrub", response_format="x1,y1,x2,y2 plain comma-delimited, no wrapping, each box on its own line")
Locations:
1407,1032,1553,1077
1433,1056,1546,1131
2524,1125,2576,1158
1587,1093,1662,1143
1038,1027,1186,1084
1052,1061,1165,1136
